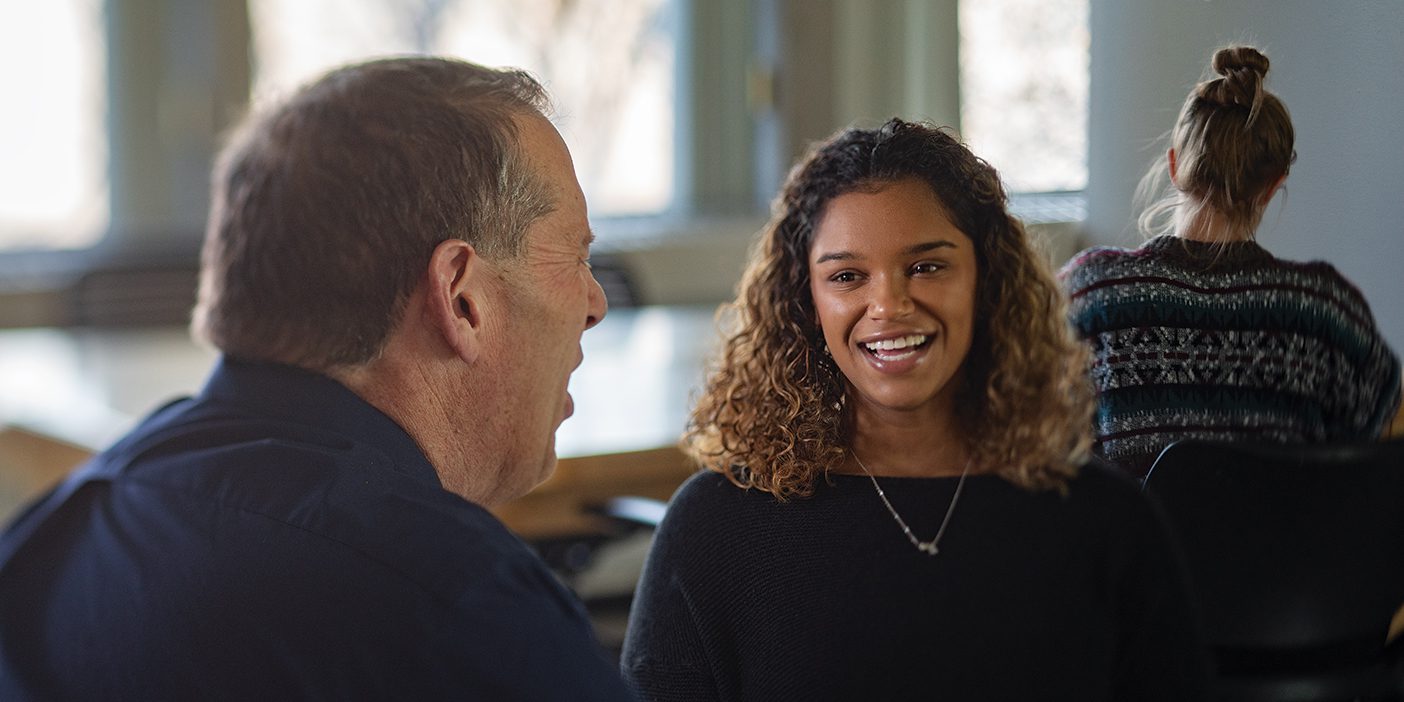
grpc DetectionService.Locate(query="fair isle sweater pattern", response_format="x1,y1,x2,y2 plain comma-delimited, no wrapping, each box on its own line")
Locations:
1060,235,1401,476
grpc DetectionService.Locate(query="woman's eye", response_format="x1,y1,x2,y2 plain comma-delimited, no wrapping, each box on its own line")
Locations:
912,262,945,275
830,271,858,283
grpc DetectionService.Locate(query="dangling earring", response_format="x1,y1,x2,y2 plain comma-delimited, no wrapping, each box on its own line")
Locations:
817,341,845,409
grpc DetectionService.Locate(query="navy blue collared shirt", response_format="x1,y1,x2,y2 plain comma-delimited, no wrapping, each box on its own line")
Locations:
0,358,634,700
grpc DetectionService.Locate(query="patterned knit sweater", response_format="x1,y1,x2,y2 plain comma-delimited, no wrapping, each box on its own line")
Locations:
1060,235,1401,477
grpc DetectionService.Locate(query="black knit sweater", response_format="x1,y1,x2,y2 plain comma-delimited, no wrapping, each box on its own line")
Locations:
621,462,1210,701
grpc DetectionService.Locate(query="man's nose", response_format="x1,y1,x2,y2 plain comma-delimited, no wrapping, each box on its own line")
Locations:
585,270,608,330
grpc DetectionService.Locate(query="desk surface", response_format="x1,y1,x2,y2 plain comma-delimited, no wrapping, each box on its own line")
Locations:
0,304,721,457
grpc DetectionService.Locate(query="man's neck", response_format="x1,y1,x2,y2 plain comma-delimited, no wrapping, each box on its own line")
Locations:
329,349,508,507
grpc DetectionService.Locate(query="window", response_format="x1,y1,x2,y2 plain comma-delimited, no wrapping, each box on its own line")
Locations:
0,1,108,252
959,0,1088,194
248,0,677,217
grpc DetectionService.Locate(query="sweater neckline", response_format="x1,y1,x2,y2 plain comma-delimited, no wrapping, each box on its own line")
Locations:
825,471,994,484
1139,234,1274,268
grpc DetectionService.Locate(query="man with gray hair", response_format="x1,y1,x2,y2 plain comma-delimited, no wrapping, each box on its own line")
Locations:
0,57,634,699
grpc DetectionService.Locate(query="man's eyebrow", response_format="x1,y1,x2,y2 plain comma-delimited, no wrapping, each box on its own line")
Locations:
584,229,597,247
813,239,958,265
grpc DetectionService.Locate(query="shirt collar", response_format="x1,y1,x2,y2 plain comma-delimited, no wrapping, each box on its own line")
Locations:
198,356,443,488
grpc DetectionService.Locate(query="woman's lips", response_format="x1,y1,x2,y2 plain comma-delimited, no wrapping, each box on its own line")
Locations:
858,335,932,373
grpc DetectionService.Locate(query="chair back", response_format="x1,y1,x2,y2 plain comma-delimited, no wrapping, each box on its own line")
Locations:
1144,439,1404,652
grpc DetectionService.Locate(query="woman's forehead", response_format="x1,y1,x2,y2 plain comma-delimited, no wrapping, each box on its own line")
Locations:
808,183,965,253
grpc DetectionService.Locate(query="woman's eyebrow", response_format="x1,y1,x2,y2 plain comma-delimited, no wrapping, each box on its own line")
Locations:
813,239,957,265
813,250,856,265
905,240,958,255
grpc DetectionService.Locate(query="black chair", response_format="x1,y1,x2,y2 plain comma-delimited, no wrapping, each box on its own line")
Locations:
1144,439,1404,701
586,253,642,308
70,260,200,327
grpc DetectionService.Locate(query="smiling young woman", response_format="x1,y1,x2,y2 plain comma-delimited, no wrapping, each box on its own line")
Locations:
621,119,1212,700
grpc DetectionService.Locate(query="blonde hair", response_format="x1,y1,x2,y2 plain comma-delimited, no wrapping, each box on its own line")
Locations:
683,120,1093,499
1137,45,1296,240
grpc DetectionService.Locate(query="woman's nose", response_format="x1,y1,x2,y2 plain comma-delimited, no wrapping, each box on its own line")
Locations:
867,275,914,320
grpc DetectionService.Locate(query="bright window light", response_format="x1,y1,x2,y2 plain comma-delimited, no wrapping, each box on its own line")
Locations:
248,0,676,218
960,0,1089,193
0,1,108,251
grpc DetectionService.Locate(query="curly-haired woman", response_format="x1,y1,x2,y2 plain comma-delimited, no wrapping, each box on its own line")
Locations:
620,120,1210,701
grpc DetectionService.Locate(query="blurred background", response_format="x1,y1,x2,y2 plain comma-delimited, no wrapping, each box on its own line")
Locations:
3,0,1400,333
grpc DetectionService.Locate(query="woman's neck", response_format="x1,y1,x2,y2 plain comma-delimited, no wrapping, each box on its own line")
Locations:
843,406,970,478
1173,201,1257,243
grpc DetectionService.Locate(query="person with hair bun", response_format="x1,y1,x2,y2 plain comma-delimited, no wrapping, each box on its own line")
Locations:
622,119,1209,700
1061,45,1402,477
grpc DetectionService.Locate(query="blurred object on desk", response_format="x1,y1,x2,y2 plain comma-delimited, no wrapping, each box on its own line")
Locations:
0,426,93,526
492,445,691,541
71,261,201,328
0,325,218,451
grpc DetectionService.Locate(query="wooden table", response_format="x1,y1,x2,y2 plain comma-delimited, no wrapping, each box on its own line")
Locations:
0,304,722,536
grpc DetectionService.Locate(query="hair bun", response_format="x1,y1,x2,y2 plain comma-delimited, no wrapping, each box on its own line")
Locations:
1212,45,1270,78
1199,45,1270,109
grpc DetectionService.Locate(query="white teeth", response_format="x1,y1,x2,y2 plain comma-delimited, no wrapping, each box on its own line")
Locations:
864,334,928,352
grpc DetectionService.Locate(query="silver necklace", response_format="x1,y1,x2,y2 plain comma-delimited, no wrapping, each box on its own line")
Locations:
852,452,972,556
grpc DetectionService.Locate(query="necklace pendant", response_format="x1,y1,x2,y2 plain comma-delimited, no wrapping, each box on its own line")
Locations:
852,451,971,559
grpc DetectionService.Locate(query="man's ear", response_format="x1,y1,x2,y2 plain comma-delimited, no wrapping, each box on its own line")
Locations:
425,238,486,365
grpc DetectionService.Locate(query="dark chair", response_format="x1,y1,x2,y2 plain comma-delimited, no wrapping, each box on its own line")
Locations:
586,253,642,309
1143,439,1404,701
70,260,200,327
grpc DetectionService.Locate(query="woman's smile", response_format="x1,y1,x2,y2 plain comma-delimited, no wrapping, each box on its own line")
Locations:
857,331,933,369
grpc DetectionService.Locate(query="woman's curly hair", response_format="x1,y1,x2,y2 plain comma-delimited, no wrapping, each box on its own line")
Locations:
684,119,1093,498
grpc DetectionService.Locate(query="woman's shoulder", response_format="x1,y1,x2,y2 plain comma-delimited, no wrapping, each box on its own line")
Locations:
659,470,777,534
1253,256,1397,349
646,469,825,585
1058,242,1142,282
660,468,861,543
1070,457,1143,491
1266,256,1374,305
669,469,757,509
985,461,1180,570
1058,238,1176,300
1060,459,1164,525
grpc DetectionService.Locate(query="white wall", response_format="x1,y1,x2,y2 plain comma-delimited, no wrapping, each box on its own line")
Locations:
1086,0,1404,350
